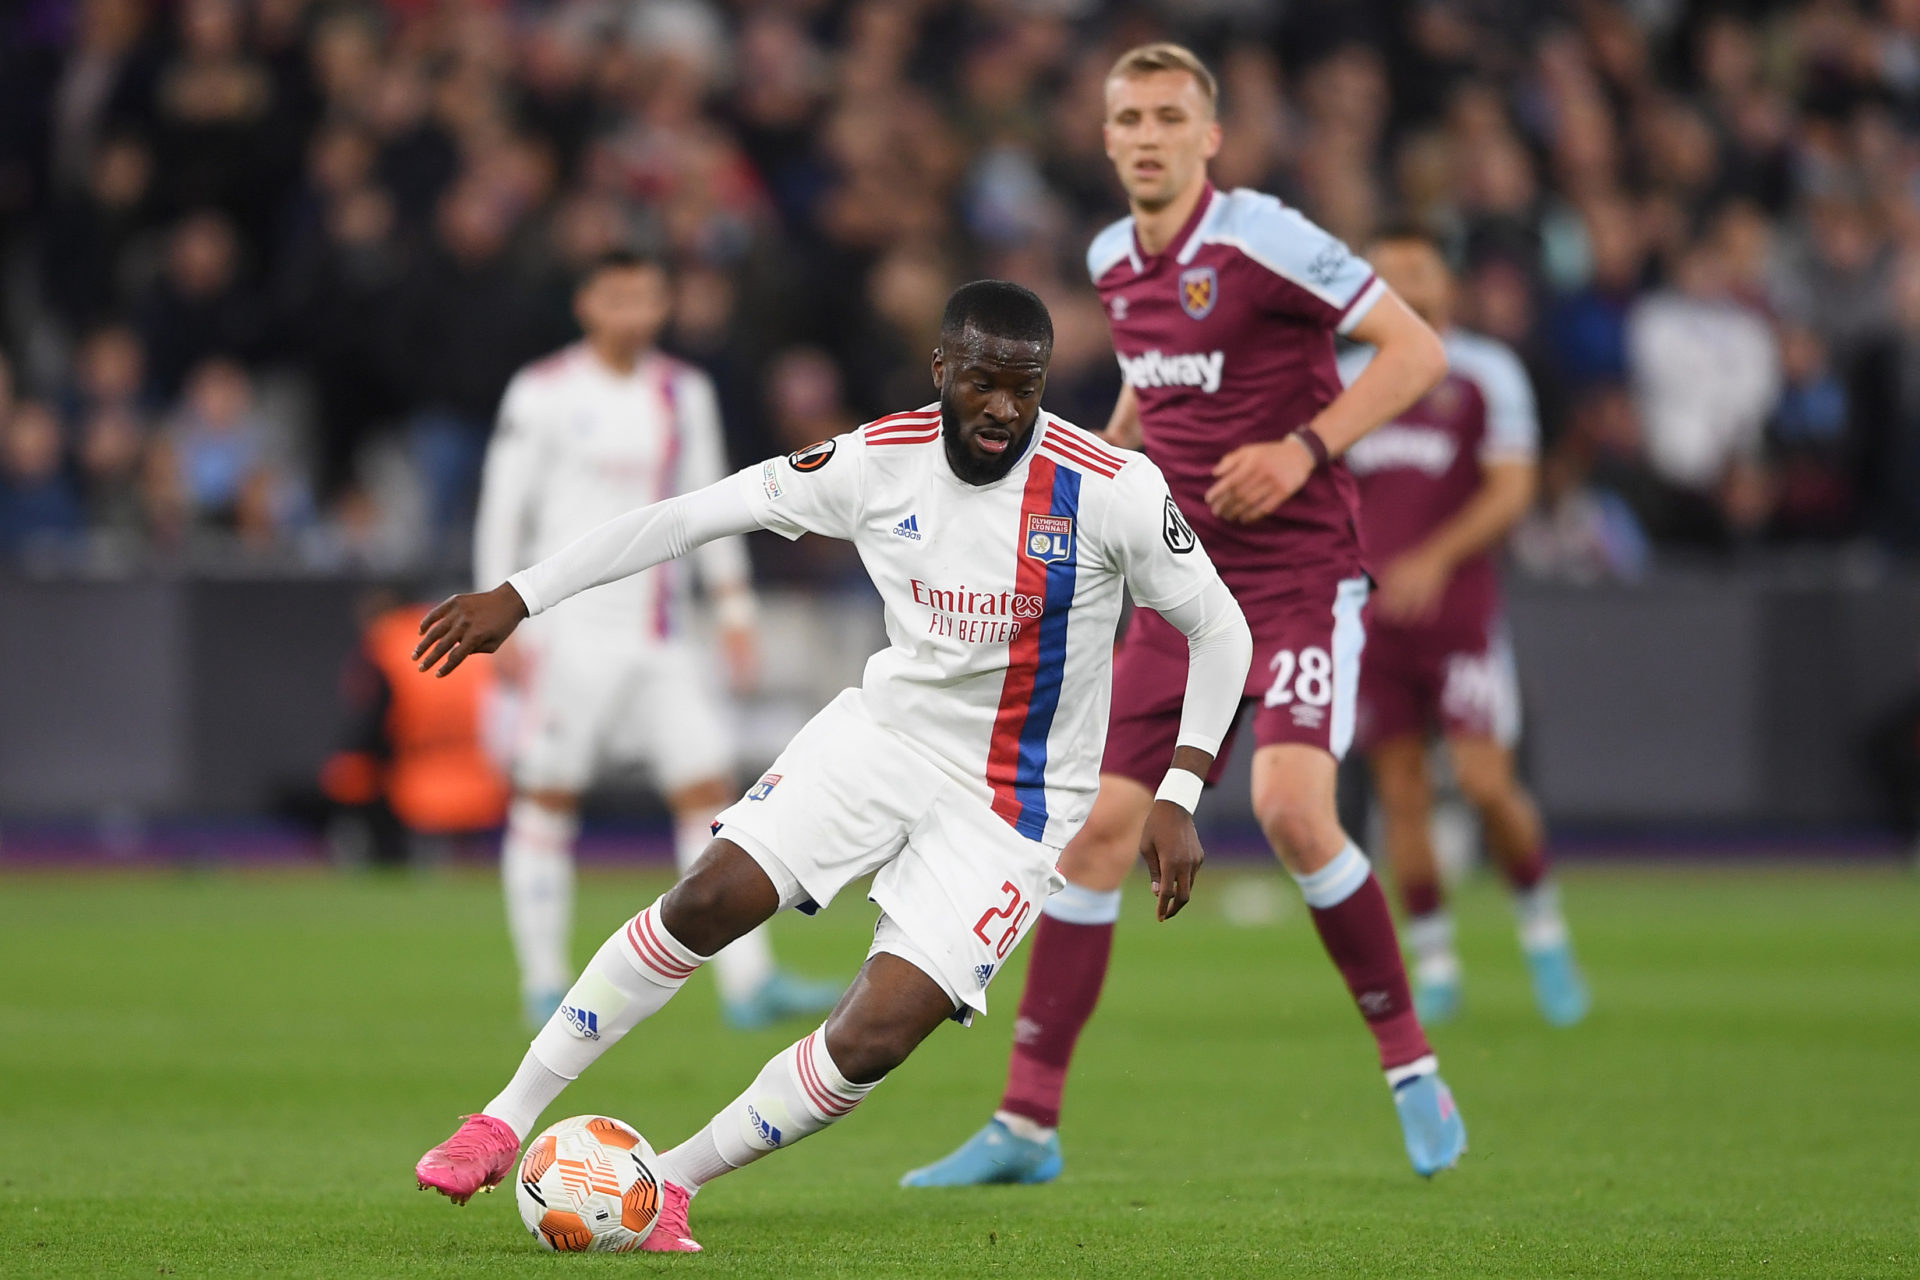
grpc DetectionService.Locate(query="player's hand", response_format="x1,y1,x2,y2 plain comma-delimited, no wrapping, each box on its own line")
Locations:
719,622,759,695
1205,436,1316,524
413,584,529,677
1139,800,1205,921
1376,548,1453,624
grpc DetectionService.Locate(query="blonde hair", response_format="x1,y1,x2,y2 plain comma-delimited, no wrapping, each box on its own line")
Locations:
1106,42,1219,116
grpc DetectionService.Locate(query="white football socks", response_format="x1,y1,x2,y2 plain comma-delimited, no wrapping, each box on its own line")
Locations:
501,798,578,998
1403,909,1462,989
674,809,776,1003
484,1054,570,1143
1514,879,1570,953
994,1110,1055,1143
655,1026,876,1192
485,899,709,1138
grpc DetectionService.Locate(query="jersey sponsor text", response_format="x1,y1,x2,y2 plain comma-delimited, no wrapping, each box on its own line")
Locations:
1117,348,1226,394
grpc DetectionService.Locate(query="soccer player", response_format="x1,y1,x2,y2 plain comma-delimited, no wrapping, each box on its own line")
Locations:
1341,226,1589,1026
473,250,836,1031
904,44,1464,1187
410,281,1254,1252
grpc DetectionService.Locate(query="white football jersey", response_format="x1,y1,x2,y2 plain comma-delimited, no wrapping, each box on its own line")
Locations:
475,344,748,636
738,407,1222,847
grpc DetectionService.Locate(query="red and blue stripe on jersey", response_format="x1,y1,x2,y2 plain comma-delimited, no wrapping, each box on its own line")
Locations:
650,363,683,639
986,454,1083,841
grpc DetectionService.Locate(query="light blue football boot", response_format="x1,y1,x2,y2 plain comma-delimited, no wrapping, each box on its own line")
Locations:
1413,964,1463,1026
1393,1074,1467,1177
899,1118,1064,1187
722,970,843,1031
1524,938,1590,1027
1404,915,1463,1025
524,988,565,1031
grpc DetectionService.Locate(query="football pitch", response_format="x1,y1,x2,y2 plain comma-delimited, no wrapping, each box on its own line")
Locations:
1,863,1915,1278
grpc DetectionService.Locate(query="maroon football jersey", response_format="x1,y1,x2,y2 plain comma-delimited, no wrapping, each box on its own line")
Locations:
1088,184,1386,605
1341,329,1539,634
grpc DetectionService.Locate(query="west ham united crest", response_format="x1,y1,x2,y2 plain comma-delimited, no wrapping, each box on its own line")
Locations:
1024,513,1075,564
1179,265,1218,319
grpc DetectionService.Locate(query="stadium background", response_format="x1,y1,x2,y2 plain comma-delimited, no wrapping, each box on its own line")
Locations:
1,3,1917,1277
8,0,1920,842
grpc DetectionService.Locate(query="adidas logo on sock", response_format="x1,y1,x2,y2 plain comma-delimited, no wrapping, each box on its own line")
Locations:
892,514,923,541
560,1004,600,1040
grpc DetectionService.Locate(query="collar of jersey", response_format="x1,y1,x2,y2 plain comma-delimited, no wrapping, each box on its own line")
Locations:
934,410,1046,491
1132,182,1217,270
580,342,655,382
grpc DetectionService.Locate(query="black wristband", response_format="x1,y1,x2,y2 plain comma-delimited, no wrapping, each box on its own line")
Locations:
1292,426,1331,468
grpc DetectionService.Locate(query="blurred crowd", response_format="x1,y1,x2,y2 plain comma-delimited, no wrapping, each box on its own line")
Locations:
6,0,1920,579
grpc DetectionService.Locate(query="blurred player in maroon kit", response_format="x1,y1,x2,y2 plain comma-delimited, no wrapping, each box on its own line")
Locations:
905,44,1464,1186
1342,226,1589,1028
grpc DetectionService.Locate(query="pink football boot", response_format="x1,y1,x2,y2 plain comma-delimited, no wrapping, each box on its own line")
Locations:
415,1114,520,1205
639,1181,703,1252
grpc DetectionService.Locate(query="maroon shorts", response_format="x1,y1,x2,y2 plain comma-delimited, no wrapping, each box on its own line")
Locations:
1102,576,1371,790
1356,610,1519,751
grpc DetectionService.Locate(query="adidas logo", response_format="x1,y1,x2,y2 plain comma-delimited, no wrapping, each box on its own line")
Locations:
748,1104,783,1147
892,514,923,541
560,1004,600,1040
974,963,995,987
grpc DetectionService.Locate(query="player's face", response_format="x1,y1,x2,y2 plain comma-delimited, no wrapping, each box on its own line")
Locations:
575,265,671,353
1366,239,1453,329
931,330,1049,486
1103,70,1222,213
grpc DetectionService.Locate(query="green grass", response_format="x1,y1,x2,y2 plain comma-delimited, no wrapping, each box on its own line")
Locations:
1,863,1916,1278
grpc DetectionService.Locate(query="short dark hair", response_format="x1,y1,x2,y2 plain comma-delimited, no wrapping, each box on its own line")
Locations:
577,248,666,291
940,279,1053,352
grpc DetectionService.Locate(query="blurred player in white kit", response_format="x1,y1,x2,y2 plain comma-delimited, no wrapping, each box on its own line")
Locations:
474,250,838,1030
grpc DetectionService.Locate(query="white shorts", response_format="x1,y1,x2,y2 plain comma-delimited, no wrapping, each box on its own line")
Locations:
712,690,1064,1021
512,616,734,794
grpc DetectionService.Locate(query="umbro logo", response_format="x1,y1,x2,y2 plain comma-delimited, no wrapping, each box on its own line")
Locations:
892,514,923,541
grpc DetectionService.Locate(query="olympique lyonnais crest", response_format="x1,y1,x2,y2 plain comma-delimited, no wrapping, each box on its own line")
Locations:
1179,265,1218,320
1024,513,1075,564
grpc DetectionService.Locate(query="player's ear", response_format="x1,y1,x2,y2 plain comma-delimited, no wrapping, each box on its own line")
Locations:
930,347,945,391
1202,119,1223,160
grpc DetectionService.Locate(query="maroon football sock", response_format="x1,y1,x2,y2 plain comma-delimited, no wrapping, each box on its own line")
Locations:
998,912,1114,1129
1500,843,1548,893
1398,875,1444,919
1309,875,1432,1071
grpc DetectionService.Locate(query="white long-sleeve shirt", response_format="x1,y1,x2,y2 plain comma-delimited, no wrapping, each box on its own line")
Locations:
474,344,750,638
508,408,1252,847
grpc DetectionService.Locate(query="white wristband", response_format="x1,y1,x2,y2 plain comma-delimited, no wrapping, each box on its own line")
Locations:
1154,768,1205,814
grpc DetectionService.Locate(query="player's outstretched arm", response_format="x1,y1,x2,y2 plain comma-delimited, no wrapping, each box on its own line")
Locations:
414,584,529,676
1140,577,1254,920
1108,458,1253,916
415,476,766,677
1140,744,1216,921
